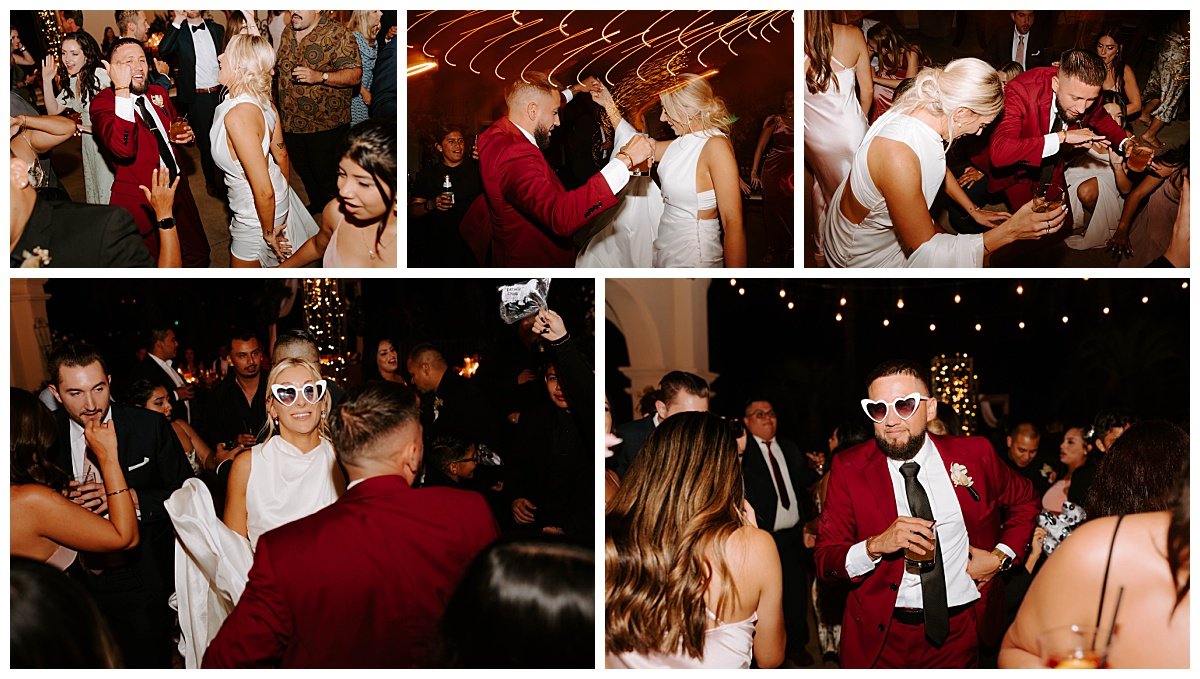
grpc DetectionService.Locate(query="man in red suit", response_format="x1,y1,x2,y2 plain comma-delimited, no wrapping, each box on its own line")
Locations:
203,382,498,668
91,38,210,267
979,49,1134,211
815,360,1038,668
474,72,654,267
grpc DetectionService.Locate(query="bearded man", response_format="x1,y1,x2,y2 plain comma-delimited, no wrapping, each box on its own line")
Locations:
814,359,1038,668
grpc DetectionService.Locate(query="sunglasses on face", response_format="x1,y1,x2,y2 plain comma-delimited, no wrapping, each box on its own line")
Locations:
860,392,930,423
270,380,328,407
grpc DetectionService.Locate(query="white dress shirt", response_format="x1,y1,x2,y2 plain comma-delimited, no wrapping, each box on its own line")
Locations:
753,435,801,532
844,437,1016,609
149,352,191,421
175,19,220,88
114,93,178,168
1011,28,1031,70
1042,97,1062,159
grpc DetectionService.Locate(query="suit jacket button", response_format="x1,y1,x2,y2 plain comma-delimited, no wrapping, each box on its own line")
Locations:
877,623,885,632
889,583,899,592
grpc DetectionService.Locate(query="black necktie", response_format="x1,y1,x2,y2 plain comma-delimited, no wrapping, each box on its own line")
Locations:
764,439,792,511
1041,114,1065,184
191,23,206,32
134,96,179,182
899,461,949,646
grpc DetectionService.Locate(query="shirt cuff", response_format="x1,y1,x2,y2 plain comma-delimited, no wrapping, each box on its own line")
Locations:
115,94,136,122
995,543,1016,560
599,157,630,195
172,20,183,28
561,88,574,103
1043,132,1060,158
846,539,880,578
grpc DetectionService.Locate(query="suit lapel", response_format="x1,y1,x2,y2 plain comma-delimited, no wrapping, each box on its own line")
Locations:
862,445,898,527
931,435,982,530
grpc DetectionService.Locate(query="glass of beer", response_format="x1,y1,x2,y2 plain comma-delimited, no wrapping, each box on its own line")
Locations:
903,520,936,571
1125,141,1153,173
1039,624,1113,668
1033,184,1065,214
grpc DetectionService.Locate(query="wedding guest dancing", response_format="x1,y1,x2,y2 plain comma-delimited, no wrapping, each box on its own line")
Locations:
822,58,1065,267
607,412,785,668
211,34,318,267
91,38,211,266
159,10,225,196
867,23,927,122
748,91,794,265
814,359,1039,668
40,31,115,204
804,11,870,261
474,72,653,267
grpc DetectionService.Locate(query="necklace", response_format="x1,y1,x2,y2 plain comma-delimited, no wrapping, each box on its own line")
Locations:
356,221,392,260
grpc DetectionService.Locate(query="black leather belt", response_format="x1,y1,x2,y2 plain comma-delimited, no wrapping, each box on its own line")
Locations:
892,602,973,625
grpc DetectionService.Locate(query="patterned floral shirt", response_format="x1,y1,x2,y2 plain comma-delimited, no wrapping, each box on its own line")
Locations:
275,13,361,134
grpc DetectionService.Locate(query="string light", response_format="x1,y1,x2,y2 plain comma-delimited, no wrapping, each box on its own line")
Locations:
1062,316,1069,323
839,297,847,306
882,319,890,327
835,312,843,322
1016,284,1024,295
1142,296,1149,304
931,353,978,435
738,287,745,296
779,289,786,298
1183,282,1189,289
896,298,904,309
729,278,736,286
929,323,936,332
303,279,350,380
787,302,794,310
954,294,962,304
1018,321,1026,329
1102,307,1110,315
974,323,982,331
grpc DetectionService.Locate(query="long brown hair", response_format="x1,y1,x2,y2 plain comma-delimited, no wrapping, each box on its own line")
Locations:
805,10,836,94
867,23,929,76
606,412,745,660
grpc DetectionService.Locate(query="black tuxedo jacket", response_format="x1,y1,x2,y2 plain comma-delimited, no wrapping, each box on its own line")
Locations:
742,435,819,531
130,356,189,422
984,25,1049,70
159,18,225,104
614,416,656,477
10,198,153,268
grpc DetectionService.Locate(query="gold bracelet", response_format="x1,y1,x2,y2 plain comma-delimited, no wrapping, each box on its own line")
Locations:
106,487,130,498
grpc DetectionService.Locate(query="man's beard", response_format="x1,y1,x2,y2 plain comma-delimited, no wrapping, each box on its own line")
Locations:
1055,99,1082,125
130,77,147,96
533,123,552,149
876,428,926,461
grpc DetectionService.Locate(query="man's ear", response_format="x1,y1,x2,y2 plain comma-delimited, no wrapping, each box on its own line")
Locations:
49,384,62,404
1051,74,1059,95
655,400,669,421
525,99,539,124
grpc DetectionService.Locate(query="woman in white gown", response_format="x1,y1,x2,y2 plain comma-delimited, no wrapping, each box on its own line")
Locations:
1064,101,1132,250
803,11,871,261
211,34,318,267
822,58,1068,267
167,357,343,665
594,75,746,268
606,413,784,668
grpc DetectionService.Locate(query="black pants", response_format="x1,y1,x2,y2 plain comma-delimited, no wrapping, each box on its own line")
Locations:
286,124,350,212
72,556,173,668
773,525,810,656
176,90,221,193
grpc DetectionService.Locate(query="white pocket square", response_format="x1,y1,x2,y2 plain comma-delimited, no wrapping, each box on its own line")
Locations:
128,456,151,471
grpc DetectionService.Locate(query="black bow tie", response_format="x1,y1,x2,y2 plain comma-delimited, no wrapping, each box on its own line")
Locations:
191,23,206,32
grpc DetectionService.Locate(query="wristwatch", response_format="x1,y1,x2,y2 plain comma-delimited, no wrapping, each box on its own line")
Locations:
321,71,329,82
156,216,177,230
991,547,1013,572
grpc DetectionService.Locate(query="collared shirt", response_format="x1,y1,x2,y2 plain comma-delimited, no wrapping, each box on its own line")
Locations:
114,93,178,168
276,13,361,133
754,434,801,531
1011,28,1030,69
511,119,630,196
1042,96,1061,158
844,437,1016,609
68,409,114,484
149,352,190,421
174,18,220,88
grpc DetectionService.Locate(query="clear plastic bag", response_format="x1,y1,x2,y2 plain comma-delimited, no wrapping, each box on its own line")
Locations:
497,278,551,324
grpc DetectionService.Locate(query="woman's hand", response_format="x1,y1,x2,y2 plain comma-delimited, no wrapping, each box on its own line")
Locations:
1106,227,1133,258
41,55,56,81
360,87,372,106
240,10,261,36
10,115,24,139
84,419,120,464
971,206,1011,228
740,499,758,528
958,165,984,188
265,223,292,260
749,173,762,190
532,309,567,341
138,168,179,220
1004,199,1067,241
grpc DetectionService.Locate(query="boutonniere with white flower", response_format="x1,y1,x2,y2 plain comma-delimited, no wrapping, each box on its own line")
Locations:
432,396,444,422
1040,463,1056,482
151,94,164,108
20,247,51,267
950,462,980,501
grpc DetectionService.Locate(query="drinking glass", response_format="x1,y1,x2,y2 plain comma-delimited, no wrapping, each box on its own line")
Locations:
1039,624,1113,668
1034,184,1065,214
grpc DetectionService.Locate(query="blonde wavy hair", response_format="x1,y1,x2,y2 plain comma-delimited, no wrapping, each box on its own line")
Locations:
659,74,733,136
263,357,332,440
606,412,745,660
893,57,1004,142
222,34,274,104
346,10,380,41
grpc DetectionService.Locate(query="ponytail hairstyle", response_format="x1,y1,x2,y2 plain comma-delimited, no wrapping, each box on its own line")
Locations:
805,10,836,94
893,58,1004,145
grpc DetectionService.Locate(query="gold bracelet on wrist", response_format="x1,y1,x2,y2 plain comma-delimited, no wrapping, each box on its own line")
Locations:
106,487,130,498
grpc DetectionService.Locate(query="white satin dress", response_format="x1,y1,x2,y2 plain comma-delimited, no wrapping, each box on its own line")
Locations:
575,120,663,268
607,610,757,669
803,56,869,250
1064,147,1124,250
654,130,727,268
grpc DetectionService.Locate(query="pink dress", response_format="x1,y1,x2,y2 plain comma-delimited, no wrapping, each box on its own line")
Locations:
1119,174,1182,268
1043,479,1070,514
607,610,757,669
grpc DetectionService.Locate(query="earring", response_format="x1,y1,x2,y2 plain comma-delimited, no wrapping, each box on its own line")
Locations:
272,417,279,429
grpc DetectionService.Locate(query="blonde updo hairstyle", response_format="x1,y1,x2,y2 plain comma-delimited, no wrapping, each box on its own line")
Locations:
893,57,1004,145
659,74,733,136
223,34,275,105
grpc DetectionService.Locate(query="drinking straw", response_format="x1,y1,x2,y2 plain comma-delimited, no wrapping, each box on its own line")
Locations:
1098,586,1125,667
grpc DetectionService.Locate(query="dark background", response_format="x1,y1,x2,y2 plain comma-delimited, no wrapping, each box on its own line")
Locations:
608,278,1189,450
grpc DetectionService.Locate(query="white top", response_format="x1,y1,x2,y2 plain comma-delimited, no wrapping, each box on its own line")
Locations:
753,435,800,531
822,109,984,267
608,611,757,669
659,130,723,216
843,437,982,609
244,436,340,549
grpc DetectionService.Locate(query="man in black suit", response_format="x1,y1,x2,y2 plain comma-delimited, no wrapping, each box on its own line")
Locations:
983,10,1048,71
407,343,499,451
742,398,821,666
10,155,154,267
614,370,710,477
158,10,224,194
46,343,193,668
131,325,195,423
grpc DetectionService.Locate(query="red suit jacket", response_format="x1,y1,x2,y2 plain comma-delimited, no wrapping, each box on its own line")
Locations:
202,475,498,668
474,116,617,267
90,85,210,267
814,434,1038,668
975,66,1126,209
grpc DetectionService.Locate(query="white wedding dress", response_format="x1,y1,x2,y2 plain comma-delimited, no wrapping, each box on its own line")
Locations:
211,94,319,266
1064,147,1124,250
166,437,341,667
654,130,727,268
576,119,663,268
